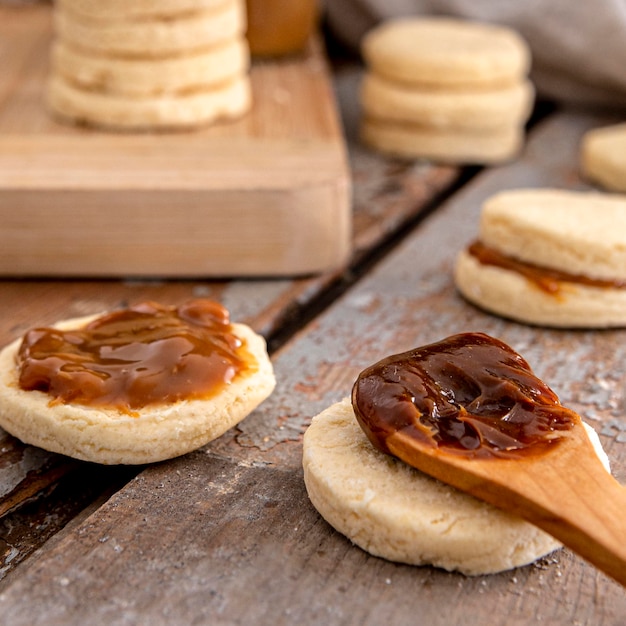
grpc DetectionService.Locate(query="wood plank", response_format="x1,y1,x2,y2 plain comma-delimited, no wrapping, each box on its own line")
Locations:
0,4,351,277
1,111,624,623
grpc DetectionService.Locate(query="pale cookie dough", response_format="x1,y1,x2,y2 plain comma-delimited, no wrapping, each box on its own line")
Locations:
47,73,251,129
361,117,523,164
52,38,249,97
361,17,531,88
302,398,609,576
54,0,245,57
477,189,626,280
581,123,626,193
454,189,626,327
361,73,534,131
0,316,275,465
57,0,231,20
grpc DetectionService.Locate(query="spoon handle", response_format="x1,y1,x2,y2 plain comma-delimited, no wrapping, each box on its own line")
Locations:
387,427,626,587
504,446,626,587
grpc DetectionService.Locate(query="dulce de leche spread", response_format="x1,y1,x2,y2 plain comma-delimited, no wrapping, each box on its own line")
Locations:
16,299,256,414
468,240,626,294
352,332,577,459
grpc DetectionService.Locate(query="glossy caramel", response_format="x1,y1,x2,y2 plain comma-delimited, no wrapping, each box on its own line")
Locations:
16,300,255,414
352,332,577,459
469,240,626,294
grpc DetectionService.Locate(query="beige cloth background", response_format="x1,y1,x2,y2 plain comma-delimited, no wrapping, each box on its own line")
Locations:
325,0,626,109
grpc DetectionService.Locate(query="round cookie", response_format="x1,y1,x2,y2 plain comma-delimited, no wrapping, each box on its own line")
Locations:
46,73,251,129
54,0,245,57
303,398,610,575
580,123,626,193
455,248,626,328
361,73,534,131
0,314,275,465
454,189,626,327
478,189,626,281
51,38,249,97
361,117,523,164
57,0,231,20
361,17,531,88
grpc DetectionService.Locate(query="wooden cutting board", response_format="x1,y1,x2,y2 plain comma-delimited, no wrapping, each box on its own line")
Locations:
0,5,351,277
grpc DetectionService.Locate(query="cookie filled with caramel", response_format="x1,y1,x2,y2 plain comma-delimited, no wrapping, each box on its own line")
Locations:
455,188,626,328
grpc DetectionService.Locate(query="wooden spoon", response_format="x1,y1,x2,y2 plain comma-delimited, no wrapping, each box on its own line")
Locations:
386,419,626,587
352,332,626,587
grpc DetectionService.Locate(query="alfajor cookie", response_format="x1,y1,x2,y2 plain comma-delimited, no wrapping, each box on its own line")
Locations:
580,123,626,193
454,188,626,327
47,0,251,129
54,0,246,58
358,17,533,165
361,17,531,89
0,300,275,465
51,38,249,97
47,73,251,129
361,118,523,164
302,397,608,576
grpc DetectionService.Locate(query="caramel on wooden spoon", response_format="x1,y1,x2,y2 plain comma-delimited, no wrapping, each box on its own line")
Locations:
352,332,626,587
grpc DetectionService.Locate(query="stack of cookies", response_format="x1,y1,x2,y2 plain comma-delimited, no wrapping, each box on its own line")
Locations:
47,0,251,130
359,17,534,165
454,189,626,328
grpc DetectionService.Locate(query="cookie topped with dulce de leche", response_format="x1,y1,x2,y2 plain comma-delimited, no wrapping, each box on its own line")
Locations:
0,299,275,464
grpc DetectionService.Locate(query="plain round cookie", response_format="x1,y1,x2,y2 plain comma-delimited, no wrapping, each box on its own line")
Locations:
361,73,534,131
46,73,251,130
580,123,626,193
304,400,552,575
302,398,609,576
51,38,249,97
54,0,245,57
361,117,523,164
0,316,275,465
361,17,531,88
455,248,626,328
57,0,231,19
478,189,626,281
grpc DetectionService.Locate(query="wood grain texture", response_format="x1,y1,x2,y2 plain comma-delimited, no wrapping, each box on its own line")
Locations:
0,5,351,277
0,111,624,623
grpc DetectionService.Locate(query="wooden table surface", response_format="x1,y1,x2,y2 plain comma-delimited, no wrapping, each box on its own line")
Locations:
0,36,625,626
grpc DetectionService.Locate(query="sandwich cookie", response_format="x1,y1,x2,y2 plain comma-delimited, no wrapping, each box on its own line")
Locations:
47,0,251,129
358,17,533,164
454,189,626,327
